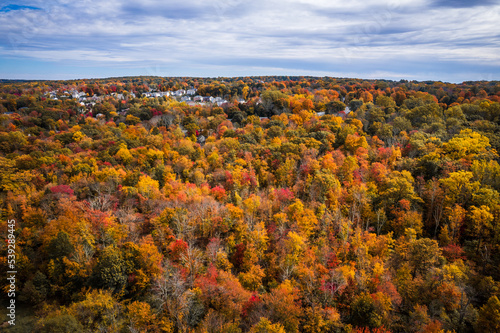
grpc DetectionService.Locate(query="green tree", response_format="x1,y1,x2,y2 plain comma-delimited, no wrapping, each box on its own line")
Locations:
47,231,75,260
349,293,381,328
408,238,442,278
91,246,128,294
380,171,422,208
326,100,346,114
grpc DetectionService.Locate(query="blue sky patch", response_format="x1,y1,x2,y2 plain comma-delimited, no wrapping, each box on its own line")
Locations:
0,4,41,13
433,0,499,8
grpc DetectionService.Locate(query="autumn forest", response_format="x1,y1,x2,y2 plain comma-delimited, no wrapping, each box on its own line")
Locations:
1,76,500,332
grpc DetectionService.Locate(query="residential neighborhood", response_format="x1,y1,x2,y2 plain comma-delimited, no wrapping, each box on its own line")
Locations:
44,87,235,115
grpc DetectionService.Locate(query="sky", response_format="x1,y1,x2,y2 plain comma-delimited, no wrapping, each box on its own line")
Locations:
0,0,499,82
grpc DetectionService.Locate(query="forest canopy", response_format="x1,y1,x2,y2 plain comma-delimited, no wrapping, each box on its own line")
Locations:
1,76,500,332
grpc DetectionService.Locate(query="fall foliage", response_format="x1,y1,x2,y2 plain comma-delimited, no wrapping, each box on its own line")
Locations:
1,76,500,332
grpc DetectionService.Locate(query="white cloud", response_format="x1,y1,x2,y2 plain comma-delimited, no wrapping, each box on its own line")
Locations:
0,0,499,81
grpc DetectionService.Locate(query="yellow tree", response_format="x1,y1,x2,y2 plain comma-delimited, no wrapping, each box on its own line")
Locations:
444,129,497,161
127,301,159,333
287,199,318,237
446,204,466,244
263,280,302,333
250,317,286,333
476,296,500,333
469,205,494,252
136,174,161,199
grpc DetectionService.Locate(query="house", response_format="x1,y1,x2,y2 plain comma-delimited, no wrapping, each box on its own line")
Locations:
337,107,351,119
181,96,191,102
197,135,206,145
187,101,206,107
187,89,197,95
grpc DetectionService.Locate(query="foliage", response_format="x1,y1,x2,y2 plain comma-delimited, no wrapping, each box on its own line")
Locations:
1,76,500,332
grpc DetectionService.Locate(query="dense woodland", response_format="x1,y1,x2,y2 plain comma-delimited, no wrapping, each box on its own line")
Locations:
1,76,500,332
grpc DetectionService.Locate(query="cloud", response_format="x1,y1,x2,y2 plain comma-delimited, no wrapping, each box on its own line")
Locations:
0,0,498,81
